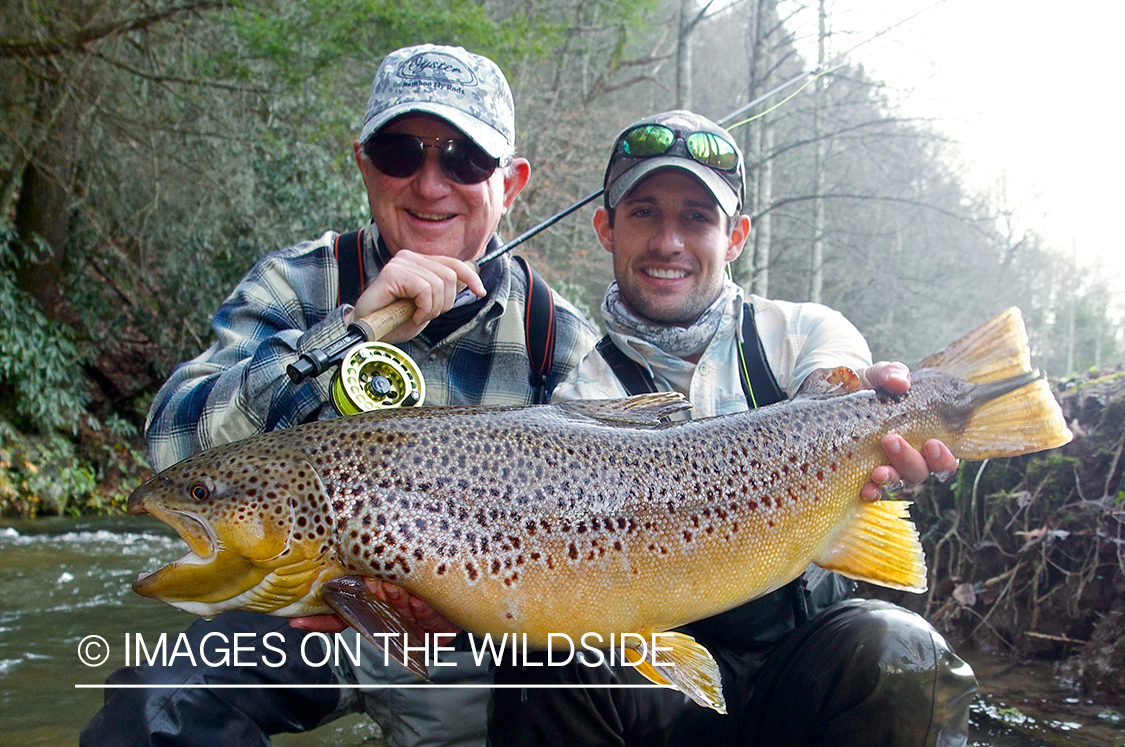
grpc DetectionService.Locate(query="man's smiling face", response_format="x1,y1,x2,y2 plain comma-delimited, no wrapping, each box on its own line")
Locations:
595,170,748,326
356,114,523,262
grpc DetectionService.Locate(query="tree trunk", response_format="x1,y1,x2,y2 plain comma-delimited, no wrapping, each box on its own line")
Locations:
809,0,828,303
13,75,78,321
746,0,777,298
676,0,694,109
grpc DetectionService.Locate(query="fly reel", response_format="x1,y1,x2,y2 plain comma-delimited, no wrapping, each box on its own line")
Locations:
331,342,425,414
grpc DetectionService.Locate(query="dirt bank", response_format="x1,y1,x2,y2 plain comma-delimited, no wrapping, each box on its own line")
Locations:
862,367,1125,701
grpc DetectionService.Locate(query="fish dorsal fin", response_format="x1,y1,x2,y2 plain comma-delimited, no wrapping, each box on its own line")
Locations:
556,392,691,426
917,307,1032,384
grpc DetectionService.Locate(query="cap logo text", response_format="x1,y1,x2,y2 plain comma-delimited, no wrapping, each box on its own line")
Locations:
398,52,478,87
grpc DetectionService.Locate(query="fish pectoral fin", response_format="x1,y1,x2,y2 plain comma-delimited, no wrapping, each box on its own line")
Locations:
623,631,726,714
322,576,431,682
241,563,322,613
558,393,691,427
816,500,927,592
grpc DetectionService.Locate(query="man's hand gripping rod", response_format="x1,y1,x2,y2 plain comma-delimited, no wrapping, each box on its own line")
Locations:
286,191,602,384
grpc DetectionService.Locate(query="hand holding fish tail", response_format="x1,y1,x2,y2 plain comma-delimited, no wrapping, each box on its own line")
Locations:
860,361,960,501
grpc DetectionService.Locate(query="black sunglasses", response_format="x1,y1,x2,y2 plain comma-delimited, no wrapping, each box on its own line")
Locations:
364,132,502,185
616,124,740,172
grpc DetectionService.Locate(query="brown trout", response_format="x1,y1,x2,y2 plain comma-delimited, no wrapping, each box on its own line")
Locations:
130,307,1071,712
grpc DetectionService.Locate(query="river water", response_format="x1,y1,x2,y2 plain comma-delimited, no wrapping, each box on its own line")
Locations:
1,516,1121,746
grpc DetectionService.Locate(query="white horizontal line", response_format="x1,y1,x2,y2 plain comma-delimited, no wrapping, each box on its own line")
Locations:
75,683,668,690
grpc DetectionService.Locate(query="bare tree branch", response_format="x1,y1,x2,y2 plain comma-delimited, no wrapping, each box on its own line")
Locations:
0,1,223,59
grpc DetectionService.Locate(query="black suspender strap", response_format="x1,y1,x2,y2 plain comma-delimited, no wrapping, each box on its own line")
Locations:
334,230,365,308
595,335,657,394
738,302,787,409
513,256,556,397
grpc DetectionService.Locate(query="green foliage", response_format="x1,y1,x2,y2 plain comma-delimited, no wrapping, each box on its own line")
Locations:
0,225,91,433
223,0,557,87
0,419,95,517
0,414,149,518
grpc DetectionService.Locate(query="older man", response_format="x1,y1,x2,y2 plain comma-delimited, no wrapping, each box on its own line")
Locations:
489,110,977,747
80,44,596,747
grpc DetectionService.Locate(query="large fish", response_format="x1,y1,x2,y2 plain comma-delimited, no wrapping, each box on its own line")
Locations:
130,308,1071,712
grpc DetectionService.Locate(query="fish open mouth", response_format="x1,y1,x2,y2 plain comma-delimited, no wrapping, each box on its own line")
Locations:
131,500,218,585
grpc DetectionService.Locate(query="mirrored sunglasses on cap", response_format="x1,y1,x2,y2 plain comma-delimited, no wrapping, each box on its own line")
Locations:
615,123,739,172
364,132,505,185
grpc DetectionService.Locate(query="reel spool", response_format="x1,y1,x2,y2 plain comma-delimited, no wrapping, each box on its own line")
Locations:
331,342,425,415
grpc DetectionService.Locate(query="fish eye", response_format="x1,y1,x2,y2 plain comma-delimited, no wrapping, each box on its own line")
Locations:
189,483,210,502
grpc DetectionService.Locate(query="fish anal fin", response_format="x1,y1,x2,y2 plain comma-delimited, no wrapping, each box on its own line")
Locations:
558,393,691,426
322,576,430,682
624,631,727,714
816,500,928,593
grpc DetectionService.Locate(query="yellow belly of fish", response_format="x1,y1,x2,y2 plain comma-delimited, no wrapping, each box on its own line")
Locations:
368,470,867,647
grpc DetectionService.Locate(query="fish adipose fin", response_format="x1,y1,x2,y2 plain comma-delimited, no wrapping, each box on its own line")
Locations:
816,500,927,593
322,576,431,682
920,307,1072,459
558,392,691,426
623,631,727,714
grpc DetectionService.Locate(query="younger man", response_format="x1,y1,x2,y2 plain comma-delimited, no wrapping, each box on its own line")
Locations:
489,110,977,747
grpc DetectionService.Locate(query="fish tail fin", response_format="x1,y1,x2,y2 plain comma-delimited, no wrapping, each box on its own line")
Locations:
919,307,1072,459
917,307,1033,384
623,632,727,714
957,375,1073,459
817,500,927,593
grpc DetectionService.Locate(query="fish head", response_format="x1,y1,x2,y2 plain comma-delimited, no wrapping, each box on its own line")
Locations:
129,444,343,618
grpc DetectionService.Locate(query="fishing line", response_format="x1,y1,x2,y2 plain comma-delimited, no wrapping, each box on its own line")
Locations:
721,0,943,131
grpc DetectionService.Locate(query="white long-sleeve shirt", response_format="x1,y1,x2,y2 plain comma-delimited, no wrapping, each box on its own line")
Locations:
552,288,872,418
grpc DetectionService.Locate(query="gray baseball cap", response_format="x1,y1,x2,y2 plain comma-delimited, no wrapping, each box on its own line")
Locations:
358,44,515,161
604,110,744,216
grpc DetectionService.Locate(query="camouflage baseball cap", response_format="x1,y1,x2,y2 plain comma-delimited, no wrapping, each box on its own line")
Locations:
358,44,515,161
604,110,744,216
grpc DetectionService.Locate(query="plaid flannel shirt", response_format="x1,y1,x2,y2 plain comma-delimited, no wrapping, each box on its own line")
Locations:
146,225,598,472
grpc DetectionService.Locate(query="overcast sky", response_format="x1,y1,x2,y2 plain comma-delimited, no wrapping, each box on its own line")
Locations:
784,0,1124,281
